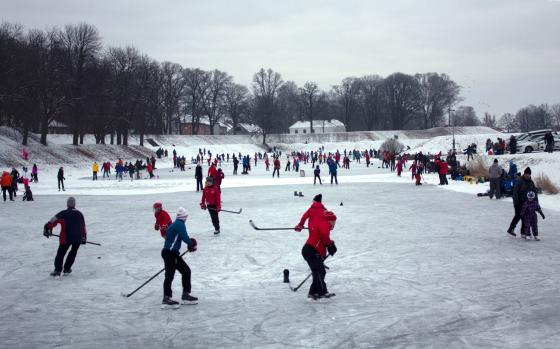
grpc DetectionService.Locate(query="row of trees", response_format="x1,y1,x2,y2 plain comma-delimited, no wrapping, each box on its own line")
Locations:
2,22,556,147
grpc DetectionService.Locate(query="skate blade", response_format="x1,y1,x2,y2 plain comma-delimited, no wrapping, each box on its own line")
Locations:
181,300,198,305
160,304,181,310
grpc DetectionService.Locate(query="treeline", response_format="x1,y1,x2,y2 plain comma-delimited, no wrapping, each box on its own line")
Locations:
4,21,552,147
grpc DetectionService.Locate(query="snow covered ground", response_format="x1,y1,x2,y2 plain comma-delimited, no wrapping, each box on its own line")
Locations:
1,154,560,348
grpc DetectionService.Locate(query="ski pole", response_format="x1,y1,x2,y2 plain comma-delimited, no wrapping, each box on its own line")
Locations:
249,220,308,231
50,234,101,246
122,250,189,298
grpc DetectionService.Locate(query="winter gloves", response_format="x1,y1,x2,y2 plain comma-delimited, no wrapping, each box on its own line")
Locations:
188,238,198,252
294,224,303,232
327,242,337,256
200,203,206,210
43,223,52,238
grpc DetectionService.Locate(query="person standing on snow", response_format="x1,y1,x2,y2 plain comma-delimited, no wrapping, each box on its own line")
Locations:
57,167,65,191
273,157,280,178
295,194,327,230
43,197,86,276
327,159,338,185
92,162,99,181
32,163,38,182
161,207,198,306
200,176,221,235
1,171,14,201
295,204,337,300
208,162,218,181
488,159,502,199
233,155,239,175
195,163,203,192
215,168,224,192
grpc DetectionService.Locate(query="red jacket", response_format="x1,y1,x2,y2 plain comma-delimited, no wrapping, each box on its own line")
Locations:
215,170,224,187
208,165,217,179
298,202,326,230
438,162,449,175
306,220,333,257
201,184,221,209
1,172,11,187
154,209,172,238
274,159,280,169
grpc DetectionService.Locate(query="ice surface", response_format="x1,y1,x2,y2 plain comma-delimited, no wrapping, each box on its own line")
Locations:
1,157,559,348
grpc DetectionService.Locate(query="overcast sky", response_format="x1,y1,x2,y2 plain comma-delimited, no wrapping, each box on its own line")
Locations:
2,0,560,117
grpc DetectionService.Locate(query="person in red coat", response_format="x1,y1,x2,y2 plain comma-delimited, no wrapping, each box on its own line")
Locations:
200,176,221,235
299,209,337,300
272,157,280,178
438,159,449,185
295,194,326,232
215,168,224,192
153,202,172,238
207,163,218,181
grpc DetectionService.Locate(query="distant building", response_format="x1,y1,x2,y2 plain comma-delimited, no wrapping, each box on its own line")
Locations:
175,115,229,135
288,120,345,135
231,123,262,135
48,120,70,134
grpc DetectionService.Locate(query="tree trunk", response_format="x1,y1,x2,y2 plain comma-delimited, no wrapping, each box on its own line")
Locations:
40,116,48,145
123,130,128,146
22,126,29,146
72,131,79,145
262,132,267,145
79,133,84,144
139,133,144,146
116,132,122,145
110,132,114,145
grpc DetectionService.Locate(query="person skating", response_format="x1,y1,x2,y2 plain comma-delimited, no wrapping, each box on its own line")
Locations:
43,197,87,276
195,163,203,192
295,194,327,231
10,167,19,197
200,176,221,235
1,170,14,201
313,165,322,185
520,191,545,241
328,159,338,185
153,202,173,238
32,163,38,182
298,209,338,300
272,157,280,178
57,167,65,191
216,168,224,192
507,167,537,237
161,207,198,306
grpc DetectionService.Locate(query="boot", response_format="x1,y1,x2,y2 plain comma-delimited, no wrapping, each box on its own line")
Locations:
162,296,179,305
181,292,198,304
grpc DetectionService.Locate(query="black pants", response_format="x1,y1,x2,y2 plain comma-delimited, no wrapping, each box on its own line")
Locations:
233,165,238,175
93,171,97,180
196,178,203,191
509,205,525,234
314,174,322,184
58,178,64,190
161,249,191,297
2,187,13,201
208,205,220,231
272,168,279,178
301,244,328,296
330,173,338,184
54,243,80,272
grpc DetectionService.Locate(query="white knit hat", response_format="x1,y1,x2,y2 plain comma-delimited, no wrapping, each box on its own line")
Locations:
176,207,188,220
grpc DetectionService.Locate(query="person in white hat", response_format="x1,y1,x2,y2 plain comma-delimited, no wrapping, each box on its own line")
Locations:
161,207,198,306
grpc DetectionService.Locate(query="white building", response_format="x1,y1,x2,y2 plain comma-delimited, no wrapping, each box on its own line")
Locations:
288,120,345,135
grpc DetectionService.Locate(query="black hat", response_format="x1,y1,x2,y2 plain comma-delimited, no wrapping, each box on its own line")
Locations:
313,194,322,203
524,167,532,175
494,159,498,163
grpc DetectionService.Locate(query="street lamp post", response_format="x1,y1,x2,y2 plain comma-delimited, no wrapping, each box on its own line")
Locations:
448,108,456,153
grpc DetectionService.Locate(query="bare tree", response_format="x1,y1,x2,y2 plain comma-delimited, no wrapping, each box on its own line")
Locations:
59,23,101,145
202,69,231,135
359,75,384,130
160,61,184,134
550,103,560,131
224,82,249,134
383,73,423,129
498,112,517,132
415,73,461,129
299,81,320,133
251,68,283,144
332,77,360,131
454,106,480,126
515,104,552,132
182,68,209,135
483,112,496,128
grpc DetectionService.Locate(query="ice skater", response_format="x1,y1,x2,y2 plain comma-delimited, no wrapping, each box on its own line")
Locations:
161,207,198,306
520,191,545,241
153,202,172,238
57,167,65,191
200,176,221,235
44,197,87,276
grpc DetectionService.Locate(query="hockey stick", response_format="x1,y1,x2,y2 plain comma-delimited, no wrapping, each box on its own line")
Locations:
289,255,330,292
122,250,189,298
208,207,242,214
249,220,308,231
50,234,101,246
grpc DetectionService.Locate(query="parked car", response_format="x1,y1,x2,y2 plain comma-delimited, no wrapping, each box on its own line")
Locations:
517,132,559,153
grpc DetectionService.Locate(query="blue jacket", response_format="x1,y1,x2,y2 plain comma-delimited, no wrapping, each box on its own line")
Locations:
163,219,192,253
328,161,337,174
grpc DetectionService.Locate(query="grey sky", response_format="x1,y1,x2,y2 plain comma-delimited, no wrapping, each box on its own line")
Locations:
2,0,560,117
